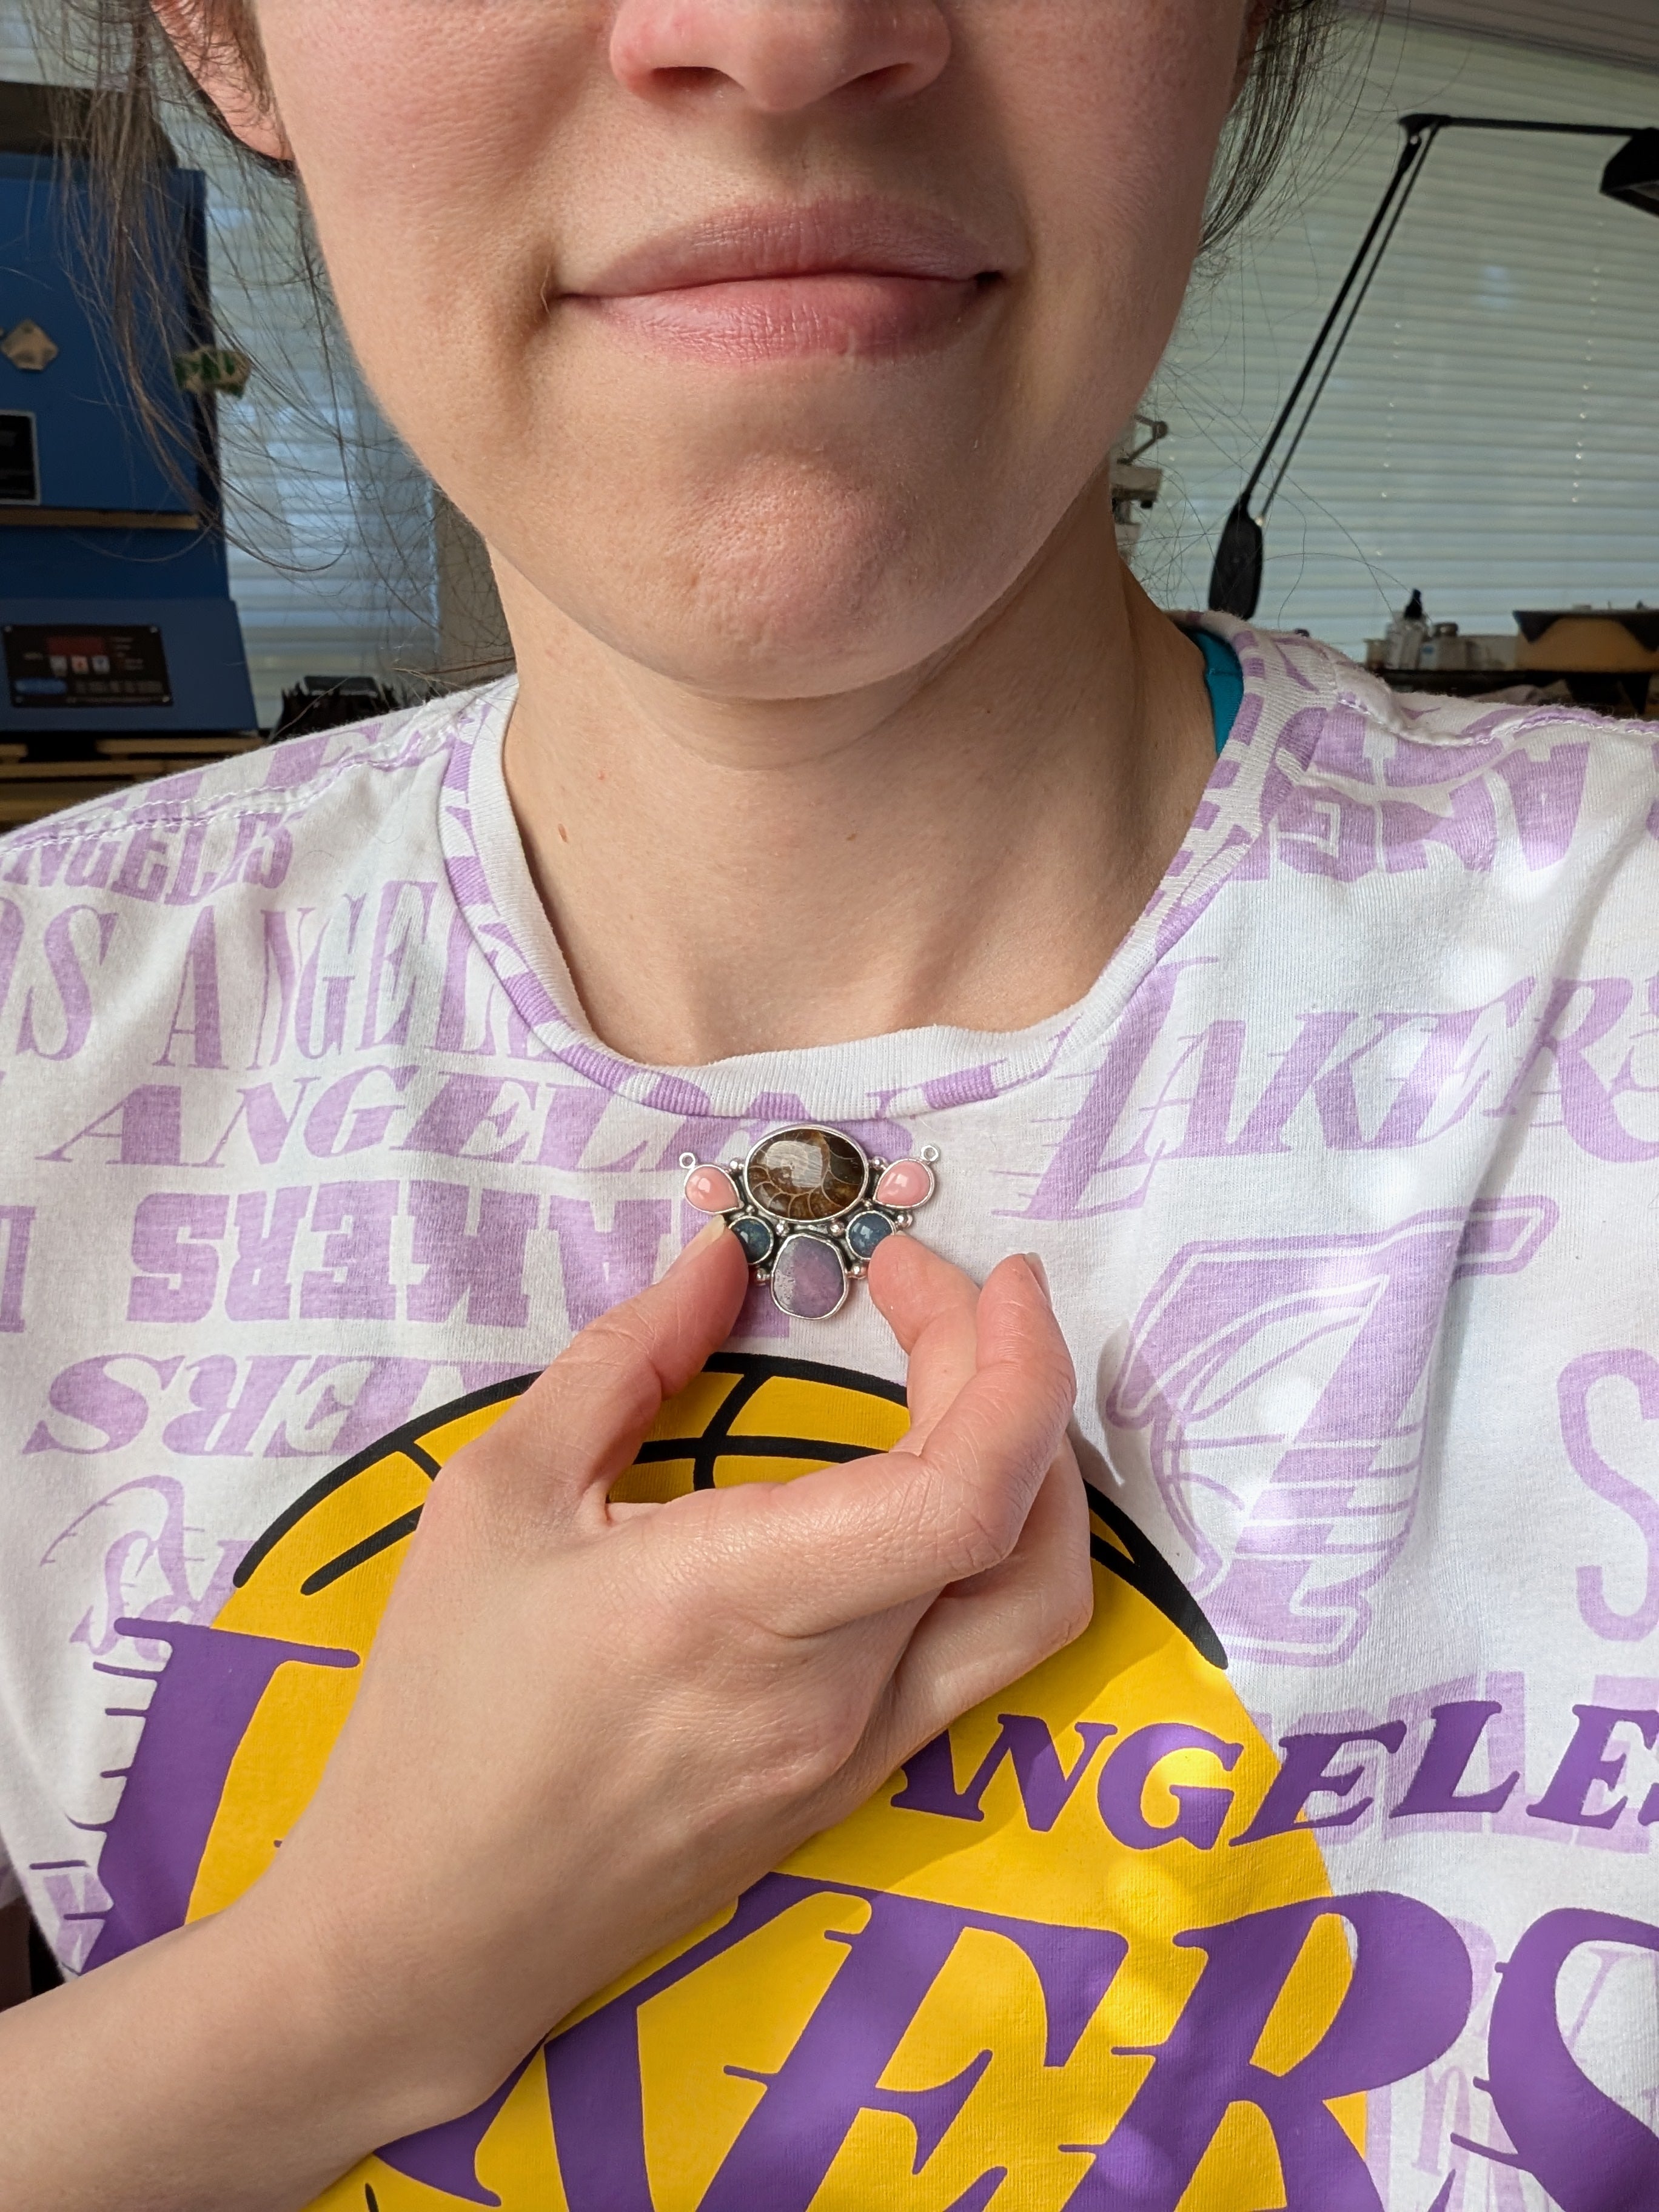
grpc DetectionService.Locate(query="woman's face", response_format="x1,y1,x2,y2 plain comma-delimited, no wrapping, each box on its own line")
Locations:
227,1,1252,697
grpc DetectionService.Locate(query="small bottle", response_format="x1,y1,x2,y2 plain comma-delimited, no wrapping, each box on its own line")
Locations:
1386,590,1429,671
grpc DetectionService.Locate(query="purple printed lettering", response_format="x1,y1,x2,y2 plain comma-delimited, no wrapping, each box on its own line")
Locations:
1389,1701,1520,1821
359,879,437,1050
126,1193,229,1324
226,1188,310,1322
16,907,118,1062
303,1064,417,1158
1069,1892,1472,2211
24,1355,181,1455
1234,1723,1407,1843
1527,1705,1659,1831
892,1716,1118,1831
407,1183,536,1328
154,907,226,1070
40,1083,184,1166
398,1073,539,1161
547,1197,671,1329
159,1355,303,1456
1484,1909,1659,2207
298,1181,398,1321
1095,1723,1242,1852
1559,1351,1659,1643
83,1618,357,1969
0,1205,34,1332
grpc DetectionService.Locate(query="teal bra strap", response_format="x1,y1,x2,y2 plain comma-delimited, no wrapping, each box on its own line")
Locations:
1187,626,1245,754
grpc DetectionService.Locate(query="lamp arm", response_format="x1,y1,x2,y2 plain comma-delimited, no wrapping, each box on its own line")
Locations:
1258,127,1441,523
1238,120,1438,515
1241,112,1651,512
1208,112,1657,619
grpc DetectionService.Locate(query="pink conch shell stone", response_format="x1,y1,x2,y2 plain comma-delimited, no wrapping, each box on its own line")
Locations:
875,1159,935,1209
685,1165,740,1215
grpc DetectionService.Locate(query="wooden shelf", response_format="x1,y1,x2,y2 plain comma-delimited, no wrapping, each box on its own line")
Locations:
0,507,201,531
0,736,268,826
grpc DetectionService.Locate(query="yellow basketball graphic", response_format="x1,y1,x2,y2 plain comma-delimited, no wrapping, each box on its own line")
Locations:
183,1357,1358,2212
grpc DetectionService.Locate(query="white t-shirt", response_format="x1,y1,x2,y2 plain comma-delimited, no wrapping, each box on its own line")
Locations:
2,620,1657,2211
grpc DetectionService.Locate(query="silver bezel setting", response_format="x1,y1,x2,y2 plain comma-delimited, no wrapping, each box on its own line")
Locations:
679,1128,940,1319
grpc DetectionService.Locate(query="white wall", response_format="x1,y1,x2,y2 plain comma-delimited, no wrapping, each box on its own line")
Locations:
1142,17,1659,654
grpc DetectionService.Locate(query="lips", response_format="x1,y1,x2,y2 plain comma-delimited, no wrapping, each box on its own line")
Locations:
562,199,1004,364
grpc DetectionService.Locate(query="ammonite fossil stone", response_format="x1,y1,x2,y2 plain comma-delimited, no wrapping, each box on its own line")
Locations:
746,1126,868,1222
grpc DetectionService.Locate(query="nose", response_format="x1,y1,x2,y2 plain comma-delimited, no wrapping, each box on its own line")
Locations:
610,0,951,115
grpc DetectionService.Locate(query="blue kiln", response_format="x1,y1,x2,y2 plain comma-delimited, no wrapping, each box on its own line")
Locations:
0,127,256,745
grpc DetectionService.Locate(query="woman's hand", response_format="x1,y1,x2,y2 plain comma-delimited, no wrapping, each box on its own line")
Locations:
266,1223,1089,2119
0,1228,1088,2212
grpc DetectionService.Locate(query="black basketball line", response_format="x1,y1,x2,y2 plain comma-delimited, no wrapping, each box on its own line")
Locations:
300,1509,424,1598
636,1435,877,1474
233,1370,537,1589
1086,1483,1228,1672
240,1357,1224,1675
689,1364,770,1490
236,1355,909,1591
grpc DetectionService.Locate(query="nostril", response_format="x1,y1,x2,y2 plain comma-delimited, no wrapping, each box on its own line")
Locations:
609,0,951,116
652,64,728,96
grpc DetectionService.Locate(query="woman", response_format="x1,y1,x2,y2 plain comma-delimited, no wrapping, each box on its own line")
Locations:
4,2,1655,2207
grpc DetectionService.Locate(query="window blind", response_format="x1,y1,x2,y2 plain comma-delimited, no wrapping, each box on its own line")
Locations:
1142,19,1659,659
1379,0,1659,78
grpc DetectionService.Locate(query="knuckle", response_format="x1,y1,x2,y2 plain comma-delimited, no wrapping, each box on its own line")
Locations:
763,1707,865,1800
1044,1561,1096,1654
938,1492,1021,1580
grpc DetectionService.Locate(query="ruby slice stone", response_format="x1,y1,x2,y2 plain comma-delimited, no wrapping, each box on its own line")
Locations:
769,1234,848,1319
875,1159,935,1210
685,1165,740,1215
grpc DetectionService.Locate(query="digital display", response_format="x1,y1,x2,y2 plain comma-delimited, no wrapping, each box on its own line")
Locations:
4,624,173,709
0,412,39,504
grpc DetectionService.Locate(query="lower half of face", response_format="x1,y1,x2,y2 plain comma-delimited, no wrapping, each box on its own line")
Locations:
258,0,1247,697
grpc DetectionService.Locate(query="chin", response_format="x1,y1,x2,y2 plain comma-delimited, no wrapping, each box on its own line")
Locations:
538,460,1017,700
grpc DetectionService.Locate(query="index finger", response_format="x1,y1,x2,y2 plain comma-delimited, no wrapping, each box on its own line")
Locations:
709,1254,1076,1636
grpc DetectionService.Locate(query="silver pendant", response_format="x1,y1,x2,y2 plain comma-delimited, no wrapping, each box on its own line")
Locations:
680,1124,940,1320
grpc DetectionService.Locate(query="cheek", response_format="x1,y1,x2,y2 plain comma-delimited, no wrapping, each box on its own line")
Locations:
255,1,595,355
987,0,1240,351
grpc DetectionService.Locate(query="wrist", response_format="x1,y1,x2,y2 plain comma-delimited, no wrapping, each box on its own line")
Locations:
204,1879,473,2154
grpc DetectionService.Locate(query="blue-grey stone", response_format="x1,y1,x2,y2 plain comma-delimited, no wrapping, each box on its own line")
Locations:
732,1214,776,1266
846,1210,895,1261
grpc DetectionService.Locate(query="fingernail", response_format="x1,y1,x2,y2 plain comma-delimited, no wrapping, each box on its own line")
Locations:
672,1219,729,1269
1022,1252,1052,1304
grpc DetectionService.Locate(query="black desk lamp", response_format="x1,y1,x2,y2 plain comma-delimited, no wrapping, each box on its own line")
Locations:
1208,117,1659,620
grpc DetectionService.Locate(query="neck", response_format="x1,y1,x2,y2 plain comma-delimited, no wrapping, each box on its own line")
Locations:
497,484,1216,1067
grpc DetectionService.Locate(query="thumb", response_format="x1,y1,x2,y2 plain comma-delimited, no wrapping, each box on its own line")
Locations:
444,1221,749,1527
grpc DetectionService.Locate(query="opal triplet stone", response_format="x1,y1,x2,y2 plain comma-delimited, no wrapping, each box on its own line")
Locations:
746,1126,867,1223
770,1234,848,1319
